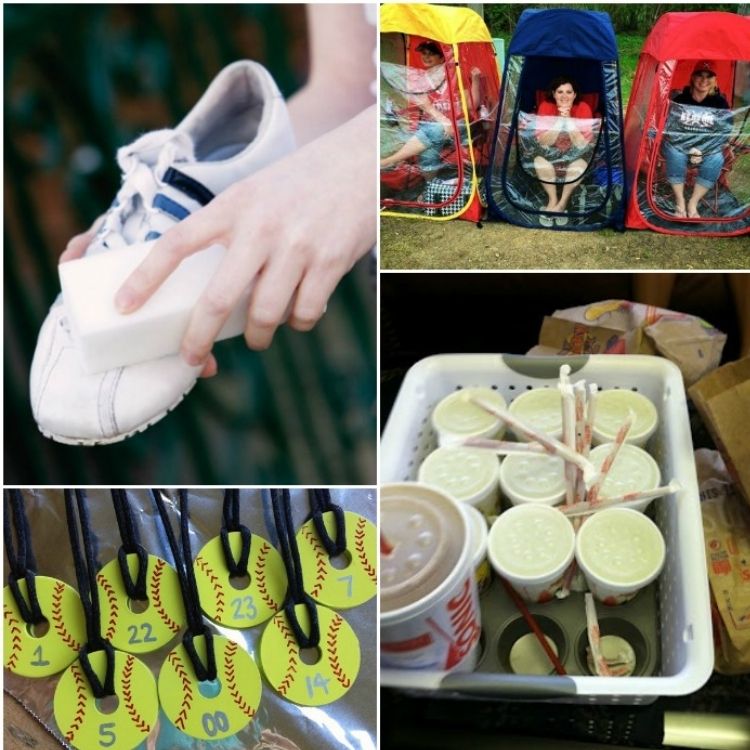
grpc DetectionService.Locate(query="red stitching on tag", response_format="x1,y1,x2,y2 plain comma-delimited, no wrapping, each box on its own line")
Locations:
355,517,377,584
52,580,82,651
65,662,88,742
255,541,278,612
302,525,327,598
151,559,181,634
122,654,151,733
167,650,193,730
224,640,256,718
3,605,22,670
96,573,119,641
327,614,351,689
276,617,299,696
195,556,225,620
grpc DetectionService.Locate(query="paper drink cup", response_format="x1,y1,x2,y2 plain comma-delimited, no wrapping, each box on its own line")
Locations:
487,504,575,603
507,388,563,442
589,443,661,512
431,387,506,447
576,507,666,605
499,453,566,507
418,446,500,516
380,483,482,672
592,390,658,448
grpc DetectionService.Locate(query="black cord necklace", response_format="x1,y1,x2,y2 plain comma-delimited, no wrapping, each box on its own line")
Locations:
152,488,215,682
64,488,116,698
111,489,149,602
4,489,45,626
220,488,252,579
272,488,320,649
309,488,347,558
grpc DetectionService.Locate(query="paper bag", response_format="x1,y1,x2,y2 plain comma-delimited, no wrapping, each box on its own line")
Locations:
690,358,750,508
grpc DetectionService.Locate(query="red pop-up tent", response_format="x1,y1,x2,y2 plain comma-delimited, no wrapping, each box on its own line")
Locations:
624,11,750,236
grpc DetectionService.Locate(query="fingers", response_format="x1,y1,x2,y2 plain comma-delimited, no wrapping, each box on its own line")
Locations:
59,216,104,263
287,266,340,333
180,239,268,365
243,255,305,351
115,208,225,314
198,354,218,379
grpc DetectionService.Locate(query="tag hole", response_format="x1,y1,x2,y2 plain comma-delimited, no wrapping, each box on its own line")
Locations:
299,646,322,666
198,678,222,698
329,550,352,570
127,598,150,614
229,574,251,591
96,695,120,715
26,619,50,638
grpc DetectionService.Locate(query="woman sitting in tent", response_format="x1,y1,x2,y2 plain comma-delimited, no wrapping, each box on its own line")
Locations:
380,40,481,175
661,60,730,219
531,76,596,224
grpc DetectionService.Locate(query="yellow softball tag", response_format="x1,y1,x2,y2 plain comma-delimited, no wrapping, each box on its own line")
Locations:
158,634,262,740
3,576,85,677
260,603,360,706
96,553,184,654
194,532,286,628
53,650,158,750
296,511,377,608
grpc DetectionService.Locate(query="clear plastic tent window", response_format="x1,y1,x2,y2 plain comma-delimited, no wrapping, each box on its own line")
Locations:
488,55,626,230
379,31,499,220
635,81,750,234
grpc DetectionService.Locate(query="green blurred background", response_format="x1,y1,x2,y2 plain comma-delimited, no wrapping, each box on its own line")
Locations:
4,4,376,485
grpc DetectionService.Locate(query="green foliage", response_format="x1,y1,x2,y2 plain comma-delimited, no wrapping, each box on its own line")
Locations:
484,3,740,36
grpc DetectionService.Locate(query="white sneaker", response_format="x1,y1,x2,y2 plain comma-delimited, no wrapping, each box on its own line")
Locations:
30,61,295,445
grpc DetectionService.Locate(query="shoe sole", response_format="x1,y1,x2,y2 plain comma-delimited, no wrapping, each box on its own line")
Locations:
38,382,196,446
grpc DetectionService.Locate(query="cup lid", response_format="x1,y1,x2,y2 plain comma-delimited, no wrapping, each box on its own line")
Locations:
589,443,661,499
576,508,665,587
592,390,658,445
499,453,566,506
380,483,467,613
508,388,563,440
418,446,499,502
463,503,488,567
488,504,574,581
432,387,506,439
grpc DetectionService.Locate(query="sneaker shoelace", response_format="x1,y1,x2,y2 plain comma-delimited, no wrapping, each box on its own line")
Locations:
93,129,215,253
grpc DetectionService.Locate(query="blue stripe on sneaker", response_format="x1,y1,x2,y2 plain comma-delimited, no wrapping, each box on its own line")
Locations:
153,193,190,221
145,230,161,241
162,167,215,206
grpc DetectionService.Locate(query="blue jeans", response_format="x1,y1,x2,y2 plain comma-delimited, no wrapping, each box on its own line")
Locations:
414,120,468,173
663,140,724,189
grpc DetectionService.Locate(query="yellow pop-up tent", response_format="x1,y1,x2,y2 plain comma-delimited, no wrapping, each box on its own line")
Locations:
380,4,500,222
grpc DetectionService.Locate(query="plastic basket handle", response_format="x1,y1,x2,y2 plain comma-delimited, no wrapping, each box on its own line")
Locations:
502,354,589,378
441,672,578,698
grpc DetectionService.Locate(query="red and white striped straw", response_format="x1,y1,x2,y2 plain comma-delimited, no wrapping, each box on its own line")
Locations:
559,381,577,505
471,396,597,487
561,480,681,518
462,437,548,454
586,409,635,505
585,593,613,677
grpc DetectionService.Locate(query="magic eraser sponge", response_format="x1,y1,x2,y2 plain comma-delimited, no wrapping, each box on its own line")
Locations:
59,241,248,373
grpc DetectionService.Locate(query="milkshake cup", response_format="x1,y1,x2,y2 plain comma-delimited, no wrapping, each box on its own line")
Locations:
499,452,566,507
592,390,658,448
507,388,563,442
418,445,500,516
576,507,666,605
487,504,575,603
589,443,661,512
431,387,506,447
381,483,482,672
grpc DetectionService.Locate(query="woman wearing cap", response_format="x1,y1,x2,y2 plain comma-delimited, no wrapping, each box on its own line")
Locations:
663,60,730,219
531,76,596,225
380,40,481,173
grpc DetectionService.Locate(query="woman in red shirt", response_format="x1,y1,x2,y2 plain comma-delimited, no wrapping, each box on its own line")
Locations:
532,77,594,225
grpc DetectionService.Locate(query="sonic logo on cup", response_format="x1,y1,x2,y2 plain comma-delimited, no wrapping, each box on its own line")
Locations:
445,578,481,668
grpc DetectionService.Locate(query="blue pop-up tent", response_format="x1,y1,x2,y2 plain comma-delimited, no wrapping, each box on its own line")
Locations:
486,9,627,231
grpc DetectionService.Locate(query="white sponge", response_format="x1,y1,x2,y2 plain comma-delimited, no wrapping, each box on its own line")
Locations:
59,241,248,373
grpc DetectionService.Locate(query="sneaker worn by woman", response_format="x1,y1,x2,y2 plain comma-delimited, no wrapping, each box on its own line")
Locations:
30,61,295,445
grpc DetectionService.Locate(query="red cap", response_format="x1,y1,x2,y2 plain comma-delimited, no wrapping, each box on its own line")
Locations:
692,60,717,76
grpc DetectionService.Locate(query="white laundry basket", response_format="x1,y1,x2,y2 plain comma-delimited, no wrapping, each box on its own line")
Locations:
380,354,713,704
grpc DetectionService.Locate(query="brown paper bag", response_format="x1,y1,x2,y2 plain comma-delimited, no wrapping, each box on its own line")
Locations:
690,358,750,508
